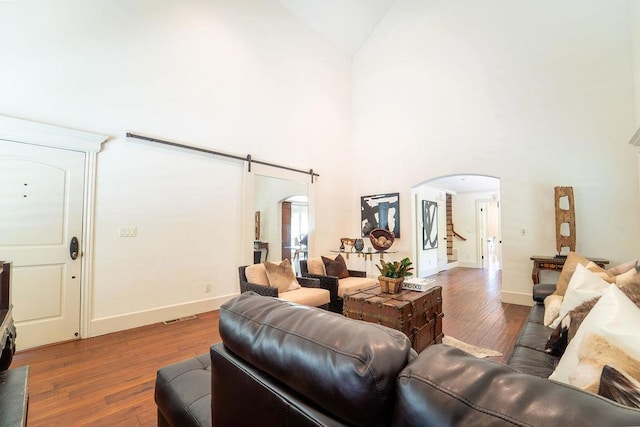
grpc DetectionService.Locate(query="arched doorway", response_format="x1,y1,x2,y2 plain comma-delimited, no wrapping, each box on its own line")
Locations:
411,174,501,278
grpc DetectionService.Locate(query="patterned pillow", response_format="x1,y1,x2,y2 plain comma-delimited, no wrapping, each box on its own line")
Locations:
554,253,614,296
322,254,349,279
599,365,640,409
616,267,640,287
568,334,640,397
608,259,638,276
543,294,564,326
264,259,300,293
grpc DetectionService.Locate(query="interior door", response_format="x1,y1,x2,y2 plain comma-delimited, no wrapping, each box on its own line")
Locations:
0,140,84,349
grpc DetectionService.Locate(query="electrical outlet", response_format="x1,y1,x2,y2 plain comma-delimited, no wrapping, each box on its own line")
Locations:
119,226,137,237
205,283,212,293
520,229,527,237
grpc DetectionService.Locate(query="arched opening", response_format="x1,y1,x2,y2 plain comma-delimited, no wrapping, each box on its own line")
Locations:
411,174,501,278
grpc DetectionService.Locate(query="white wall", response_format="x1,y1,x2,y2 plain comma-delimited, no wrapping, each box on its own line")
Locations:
0,0,353,336
354,0,640,305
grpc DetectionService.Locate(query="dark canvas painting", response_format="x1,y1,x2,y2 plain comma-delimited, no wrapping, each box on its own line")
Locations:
361,193,400,237
422,200,438,249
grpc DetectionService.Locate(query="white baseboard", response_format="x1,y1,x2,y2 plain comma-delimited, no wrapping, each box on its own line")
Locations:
501,291,534,307
443,261,459,270
89,293,239,337
458,261,479,268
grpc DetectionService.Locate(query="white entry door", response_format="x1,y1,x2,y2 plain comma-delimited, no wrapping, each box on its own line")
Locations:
0,140,85,349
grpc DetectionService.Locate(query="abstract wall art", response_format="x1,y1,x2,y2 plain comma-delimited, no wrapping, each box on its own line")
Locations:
422,200,438,250
361,193,400,237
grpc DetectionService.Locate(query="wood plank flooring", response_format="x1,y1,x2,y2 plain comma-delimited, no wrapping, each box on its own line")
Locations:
11,267,529,426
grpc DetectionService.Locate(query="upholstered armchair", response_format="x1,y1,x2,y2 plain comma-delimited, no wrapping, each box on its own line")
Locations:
300,255,376,313
238,262,330,310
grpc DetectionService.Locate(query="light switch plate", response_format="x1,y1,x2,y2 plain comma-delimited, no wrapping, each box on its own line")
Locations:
119,226,137,237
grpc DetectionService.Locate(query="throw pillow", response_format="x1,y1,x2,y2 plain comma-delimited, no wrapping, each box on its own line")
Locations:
245,263,269,286
554,252,589,296
549,285,640,388
264,259,300,293
549,264,610,329
568,333,640,395
584,261,616,283
322,254,349,279
543,294,564,326
598,365,640,409
617,267,640,288
307,257,326,275
608,259,638,276
545,280,640,357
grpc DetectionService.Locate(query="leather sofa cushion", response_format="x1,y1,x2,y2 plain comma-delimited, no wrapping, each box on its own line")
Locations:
527,303,545,324
507,345,558,377
337,276,377,298
278,286,330,307
394,344,640,426
219,292,414,427
514,321,552,352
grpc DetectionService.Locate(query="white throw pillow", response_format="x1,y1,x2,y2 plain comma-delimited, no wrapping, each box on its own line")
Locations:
549,284,640,386
549,264,610,329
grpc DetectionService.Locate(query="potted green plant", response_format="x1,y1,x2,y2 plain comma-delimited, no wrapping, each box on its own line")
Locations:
376,257,414,293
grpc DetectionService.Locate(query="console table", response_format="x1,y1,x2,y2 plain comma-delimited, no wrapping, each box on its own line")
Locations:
330,249,397,261
530,255,609,284
343,285,443,353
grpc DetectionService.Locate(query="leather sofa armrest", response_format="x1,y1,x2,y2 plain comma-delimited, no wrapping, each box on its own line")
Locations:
394,344,640,426
240,281,279,297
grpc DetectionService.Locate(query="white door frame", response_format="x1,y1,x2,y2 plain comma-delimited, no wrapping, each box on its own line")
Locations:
476,199,491,268
0,115,107,339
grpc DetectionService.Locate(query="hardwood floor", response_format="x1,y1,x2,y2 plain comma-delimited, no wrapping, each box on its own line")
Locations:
11,267,529,426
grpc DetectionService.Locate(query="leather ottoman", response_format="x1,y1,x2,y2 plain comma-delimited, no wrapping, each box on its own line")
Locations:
155,353,211,427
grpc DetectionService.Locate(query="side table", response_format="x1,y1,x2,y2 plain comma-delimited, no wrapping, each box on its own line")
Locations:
343,285,443,353
530,255,609,285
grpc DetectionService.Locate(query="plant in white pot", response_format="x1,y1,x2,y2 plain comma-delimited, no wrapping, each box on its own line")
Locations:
376,257,414,293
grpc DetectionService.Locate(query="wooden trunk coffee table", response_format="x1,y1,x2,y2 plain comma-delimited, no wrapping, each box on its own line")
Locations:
343,284,443,353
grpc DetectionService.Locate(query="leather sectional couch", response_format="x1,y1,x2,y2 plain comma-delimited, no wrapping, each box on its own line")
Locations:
155,291,640,426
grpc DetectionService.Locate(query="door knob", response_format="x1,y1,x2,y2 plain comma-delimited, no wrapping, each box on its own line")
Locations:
70,236,79,260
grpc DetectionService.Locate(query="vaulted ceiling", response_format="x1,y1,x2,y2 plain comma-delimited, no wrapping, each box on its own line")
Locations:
275,0,396,56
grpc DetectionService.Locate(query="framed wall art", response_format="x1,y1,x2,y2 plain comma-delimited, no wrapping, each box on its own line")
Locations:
361,192,400,237
422,200,438,250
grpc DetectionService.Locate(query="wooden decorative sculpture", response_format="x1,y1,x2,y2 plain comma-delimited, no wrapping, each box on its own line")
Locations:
554,186,576,255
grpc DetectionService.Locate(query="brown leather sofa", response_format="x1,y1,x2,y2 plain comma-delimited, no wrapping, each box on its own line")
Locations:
155,292,640,426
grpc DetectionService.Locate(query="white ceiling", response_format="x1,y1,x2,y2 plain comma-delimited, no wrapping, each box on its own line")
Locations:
273,3,499,195
275,0,396,56
425,175,501,194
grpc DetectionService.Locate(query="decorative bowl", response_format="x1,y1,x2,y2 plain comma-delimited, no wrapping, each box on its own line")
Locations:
369,228,395,251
